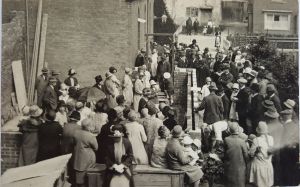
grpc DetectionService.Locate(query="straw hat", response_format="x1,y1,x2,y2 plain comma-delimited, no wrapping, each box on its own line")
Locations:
243,67,252,75
280,109,293,116
192,139,201,149
256,121,268,134
171,125,184,138
262,100,275,109
237,78,247,84
232,83,239,90
29,105,43,117
41,67,48,73
264,109,279,119
141,48,146,53
182,136,193,145
163,72,171,79
68,68,76,76
150,80,157,86
209,82,218,90
283,99,296,109
49,77,57,82
51,70,60,76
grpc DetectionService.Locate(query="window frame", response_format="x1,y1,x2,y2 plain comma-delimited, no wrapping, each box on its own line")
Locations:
186,7,199,17
264,12,291,31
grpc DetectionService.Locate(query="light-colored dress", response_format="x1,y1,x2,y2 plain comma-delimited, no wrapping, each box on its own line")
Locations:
133,79,145,112
124,121,148,164
249,135,274,187
122,74,133,106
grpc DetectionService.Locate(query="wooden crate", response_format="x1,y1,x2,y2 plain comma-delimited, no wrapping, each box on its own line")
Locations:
132,165,185,187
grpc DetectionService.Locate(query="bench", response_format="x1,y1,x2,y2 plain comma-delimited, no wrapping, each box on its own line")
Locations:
86,164,185,187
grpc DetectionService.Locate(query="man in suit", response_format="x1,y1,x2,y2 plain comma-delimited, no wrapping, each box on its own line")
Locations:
247,83,264,133
42,77,58,111
236,78,250,134
157,52,171,89
35,67,49,107
51,70,62,95
265,84,282,113
198,82,224,125
216,86,230,121
218,63,234,88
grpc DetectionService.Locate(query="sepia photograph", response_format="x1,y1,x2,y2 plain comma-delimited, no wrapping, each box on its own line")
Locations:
1,0,299,186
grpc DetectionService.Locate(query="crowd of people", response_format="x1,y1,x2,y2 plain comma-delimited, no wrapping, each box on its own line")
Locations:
16,38,299,187
185,17,219,36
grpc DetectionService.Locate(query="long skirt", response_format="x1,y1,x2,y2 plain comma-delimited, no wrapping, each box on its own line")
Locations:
123,87,133,106
249,159,274,187
133,94,142,112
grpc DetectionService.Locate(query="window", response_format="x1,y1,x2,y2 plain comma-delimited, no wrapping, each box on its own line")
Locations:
264,13,290,30
186,7,199,17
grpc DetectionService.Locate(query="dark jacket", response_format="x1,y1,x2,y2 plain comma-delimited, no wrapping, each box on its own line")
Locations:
199,93,224,124
166,138,192,169
248,94,264,127
221,94,231,120
43,85,58,110
266,94,282,113
163,118,178,131
224,134,249,187
236,87,250,118
64,76,79,87
157,60,171,79
37,120,63,161
135,54,145,67
35,75,48,107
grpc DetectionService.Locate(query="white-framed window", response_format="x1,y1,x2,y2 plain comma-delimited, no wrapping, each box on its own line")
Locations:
186,7,199,17
264,12,290,31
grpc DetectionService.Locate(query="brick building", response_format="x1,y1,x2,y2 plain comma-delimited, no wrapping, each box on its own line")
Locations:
248,0,298,35
2,0,154,87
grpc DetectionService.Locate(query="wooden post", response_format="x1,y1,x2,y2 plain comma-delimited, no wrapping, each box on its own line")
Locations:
37,14,48,76
25,0,30,88
28,0,43,104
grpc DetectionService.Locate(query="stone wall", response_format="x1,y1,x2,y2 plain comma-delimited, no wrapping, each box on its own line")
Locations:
1,11,25,124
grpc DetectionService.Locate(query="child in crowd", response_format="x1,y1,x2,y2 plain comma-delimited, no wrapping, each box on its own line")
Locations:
182,135,199,166
55,101,68,127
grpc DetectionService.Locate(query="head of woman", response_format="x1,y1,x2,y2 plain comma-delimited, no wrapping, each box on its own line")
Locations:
158,126,170,139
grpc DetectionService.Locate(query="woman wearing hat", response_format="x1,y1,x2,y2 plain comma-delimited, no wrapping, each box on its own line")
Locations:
18,105,43,166
224,122,249,187
151,126,170,168
122,68,134,106
249,122,274,187
103,125,134,187
166,125,203,187
133,72,145,112
124,110,148,164
64,68,79,90
37,110,63,161
103,72,119,109
73,118,98,187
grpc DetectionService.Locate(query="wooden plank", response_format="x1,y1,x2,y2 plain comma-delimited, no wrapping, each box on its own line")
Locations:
12,61,28,113
11,92,20,115
28,0,43,104
37,14,48,76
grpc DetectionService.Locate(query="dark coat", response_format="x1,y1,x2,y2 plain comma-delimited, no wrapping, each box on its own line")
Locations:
218,72,234,88
199,93,224,124
176,57,187,68
163,117,178,131
248,94,264,128
157,60,171,79
266,94,282,112
221,94,231,120
64,76,79,87
103,138,134,187
61,121,81,154
35,75,48,107
43,85,58,110
163,78,174,95
194,63,210,87
236,87,250,128
229,63,239,82
18,118,42,166
37,120,63,161
224,134,249,187
135,54,145,67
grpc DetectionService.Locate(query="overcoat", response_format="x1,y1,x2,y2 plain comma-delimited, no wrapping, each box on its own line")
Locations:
43,85,58,110
35,75,48,107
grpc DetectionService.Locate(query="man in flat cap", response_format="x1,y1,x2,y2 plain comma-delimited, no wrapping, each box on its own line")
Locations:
35,67,49,107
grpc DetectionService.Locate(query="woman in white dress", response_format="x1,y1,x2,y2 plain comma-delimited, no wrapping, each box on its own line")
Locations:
122,68,133,106
249,122,274,187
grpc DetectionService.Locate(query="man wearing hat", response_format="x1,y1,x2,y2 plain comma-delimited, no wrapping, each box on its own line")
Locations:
42,77,58,111
193,56,210,87
138,88,153,113
198,82,224,125
135,48,146,67
282,99,298,122
279,109,300,186
218,63,233,88
35,67,49,107
224,122,249,187
157,52,171,89
216,85,230,120
265,84,281,112
176,50,187,68
51,70,62,94
64,68,79,90
248,83,264,133
236,78,251,134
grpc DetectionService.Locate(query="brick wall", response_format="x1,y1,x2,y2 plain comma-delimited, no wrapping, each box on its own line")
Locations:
1,11,25,123
1,131,22,174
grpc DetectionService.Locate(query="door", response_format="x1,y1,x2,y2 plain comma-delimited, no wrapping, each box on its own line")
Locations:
200,9,212,24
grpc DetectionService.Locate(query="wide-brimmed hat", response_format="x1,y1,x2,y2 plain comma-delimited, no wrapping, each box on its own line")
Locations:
182,136,193,145
49,77,57,82
141,48,146,53
29,105,43,117
68,68,76,76
69,111,81,121
125,67,132,74
163,72,171,79
237,78,247,84
283,99,296,109
105,72,113,78
209,82,218,90
256,121,268,134
262,100,275,109
171,125,184,138
192,139,201,149
280,109,293,116
41,67,48,73
150,80,157,86
232,83,239,90
51,70,60,75
264,109,279,119
243,67,252,75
